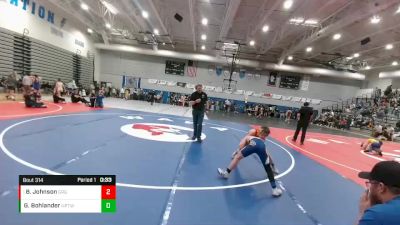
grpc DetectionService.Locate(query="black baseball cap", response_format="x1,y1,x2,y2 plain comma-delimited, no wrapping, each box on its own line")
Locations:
358,161,400,187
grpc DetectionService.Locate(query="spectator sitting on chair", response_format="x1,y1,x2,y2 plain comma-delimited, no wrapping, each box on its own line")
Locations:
96,89,105,108
24,89,47,108
71,89,89,105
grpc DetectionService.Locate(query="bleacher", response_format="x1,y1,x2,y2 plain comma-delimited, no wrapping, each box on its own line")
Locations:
319,87,400,140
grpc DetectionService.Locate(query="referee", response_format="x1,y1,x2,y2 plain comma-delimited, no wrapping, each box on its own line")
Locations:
292,102,313,145
189,84,208,143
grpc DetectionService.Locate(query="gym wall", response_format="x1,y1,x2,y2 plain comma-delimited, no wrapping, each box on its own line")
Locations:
99,51,363,108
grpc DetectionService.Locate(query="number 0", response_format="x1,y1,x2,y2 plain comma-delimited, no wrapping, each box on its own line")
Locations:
106,202,110,208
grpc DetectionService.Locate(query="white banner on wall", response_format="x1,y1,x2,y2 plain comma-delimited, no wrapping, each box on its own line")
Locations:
300,76,310,91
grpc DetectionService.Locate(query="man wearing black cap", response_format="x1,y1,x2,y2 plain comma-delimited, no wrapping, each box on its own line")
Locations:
292,102,313,145
357,161,400,225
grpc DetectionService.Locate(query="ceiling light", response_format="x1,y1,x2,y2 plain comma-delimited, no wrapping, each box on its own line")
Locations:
162,42,166,46
100,0,118,15
87,28,93,33
392,61,398,66
386,44,394,50
370,15,381,24
283,0,293,9
201,18,208,25
81,3,89,10
396,5,400,14
306,47,312,52
201,34,207,40
353,53,360,58
262,25,269,32
249,40,255,46
290,17,304,24
304,19,318,25
333,33,341,40
201,45,206,50
105,23,111,29
153,29,159,35
288,56,293,60
346,56,353,60
365,66,371,70
142,10,149,18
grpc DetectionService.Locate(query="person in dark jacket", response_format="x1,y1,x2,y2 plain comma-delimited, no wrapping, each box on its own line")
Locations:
292,102,314,145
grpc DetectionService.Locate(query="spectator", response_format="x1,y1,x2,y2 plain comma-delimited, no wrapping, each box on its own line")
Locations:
148,90,156,105
373,124,383,138
357,161,400,225
224,99,231,112
22,73,33,95
71,89,89,105
285,108,293,123
5,71,18,100
32,75,41,92
124,88,130,100
96,89,105,108
24,88,46,108
89,90,96,107
54,78,64,96
120,87,125,98
384,124,394,141
384,85,392,97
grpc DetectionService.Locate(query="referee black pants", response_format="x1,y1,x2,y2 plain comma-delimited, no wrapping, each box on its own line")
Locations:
293,122,309,143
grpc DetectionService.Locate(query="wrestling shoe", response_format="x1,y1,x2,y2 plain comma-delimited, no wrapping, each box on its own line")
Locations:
191,136,196,140
272,188,283,197
378,152,383,157
218,168,229,179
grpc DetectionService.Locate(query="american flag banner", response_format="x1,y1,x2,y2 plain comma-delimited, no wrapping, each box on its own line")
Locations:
187,60,197,77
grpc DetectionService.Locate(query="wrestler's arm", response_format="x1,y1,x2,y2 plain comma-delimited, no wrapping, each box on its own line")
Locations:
238,129,256,149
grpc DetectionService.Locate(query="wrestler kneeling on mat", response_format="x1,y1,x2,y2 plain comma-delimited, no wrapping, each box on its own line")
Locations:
218,126,283,197
361,138,383,157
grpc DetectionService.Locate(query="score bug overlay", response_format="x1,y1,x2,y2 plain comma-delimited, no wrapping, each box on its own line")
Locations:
19,175,116,213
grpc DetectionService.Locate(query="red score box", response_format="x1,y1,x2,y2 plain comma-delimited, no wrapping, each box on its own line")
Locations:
101,185,116,199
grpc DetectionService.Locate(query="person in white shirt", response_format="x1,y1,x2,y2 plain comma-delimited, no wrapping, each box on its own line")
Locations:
22,73,33,95
285,109,293,123
374,124,383,137
120,87,125,98
224,99,231,112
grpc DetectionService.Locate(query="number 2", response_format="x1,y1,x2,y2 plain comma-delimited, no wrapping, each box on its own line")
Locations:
106,189,110,195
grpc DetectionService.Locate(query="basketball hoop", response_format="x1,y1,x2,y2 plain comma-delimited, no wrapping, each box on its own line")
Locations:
221,42,242,91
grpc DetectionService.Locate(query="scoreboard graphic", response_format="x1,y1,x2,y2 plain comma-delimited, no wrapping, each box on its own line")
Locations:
19,175,116,213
